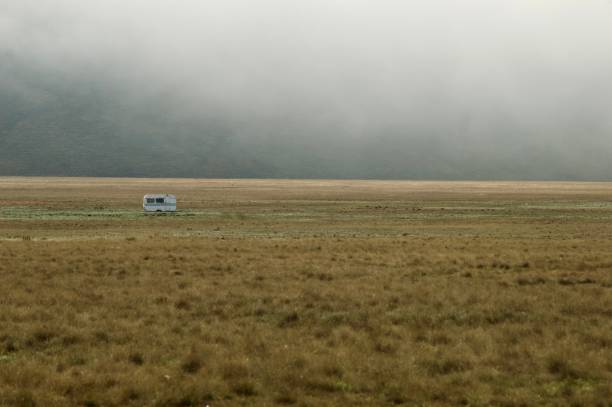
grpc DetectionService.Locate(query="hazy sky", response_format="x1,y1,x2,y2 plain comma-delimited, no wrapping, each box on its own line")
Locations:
2,0,612,179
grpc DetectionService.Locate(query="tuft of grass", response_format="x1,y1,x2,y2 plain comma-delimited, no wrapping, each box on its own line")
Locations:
181,354,203,374
221,361,250,381
274,389,297,405
231,381,257,397
175,299,191,310
384,385,407,405
128,352,144,365
11,391,37,407
424,357,472,376
278,311,299,328
546,356,583,380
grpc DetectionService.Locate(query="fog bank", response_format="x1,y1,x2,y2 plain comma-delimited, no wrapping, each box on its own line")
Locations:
1,0,612,179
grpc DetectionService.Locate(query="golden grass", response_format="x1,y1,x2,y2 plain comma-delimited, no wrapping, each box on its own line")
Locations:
0,177,611,406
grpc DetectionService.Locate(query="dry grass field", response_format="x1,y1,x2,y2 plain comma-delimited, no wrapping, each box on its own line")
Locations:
0,177,611,407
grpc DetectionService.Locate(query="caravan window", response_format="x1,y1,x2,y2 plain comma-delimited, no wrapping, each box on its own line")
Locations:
146,198,155,204
156,198,165,204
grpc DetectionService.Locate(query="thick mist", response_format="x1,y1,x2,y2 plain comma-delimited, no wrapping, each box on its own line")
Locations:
1,0,612,179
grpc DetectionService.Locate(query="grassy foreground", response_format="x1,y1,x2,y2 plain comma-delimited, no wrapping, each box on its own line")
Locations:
0,177,611,406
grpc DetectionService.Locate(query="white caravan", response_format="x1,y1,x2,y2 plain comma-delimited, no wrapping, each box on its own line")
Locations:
143,194,176,212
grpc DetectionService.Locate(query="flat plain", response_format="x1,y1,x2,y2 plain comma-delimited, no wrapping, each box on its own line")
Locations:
0,177,611,407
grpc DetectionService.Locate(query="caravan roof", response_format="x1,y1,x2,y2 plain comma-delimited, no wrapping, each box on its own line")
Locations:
144,194,176,199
